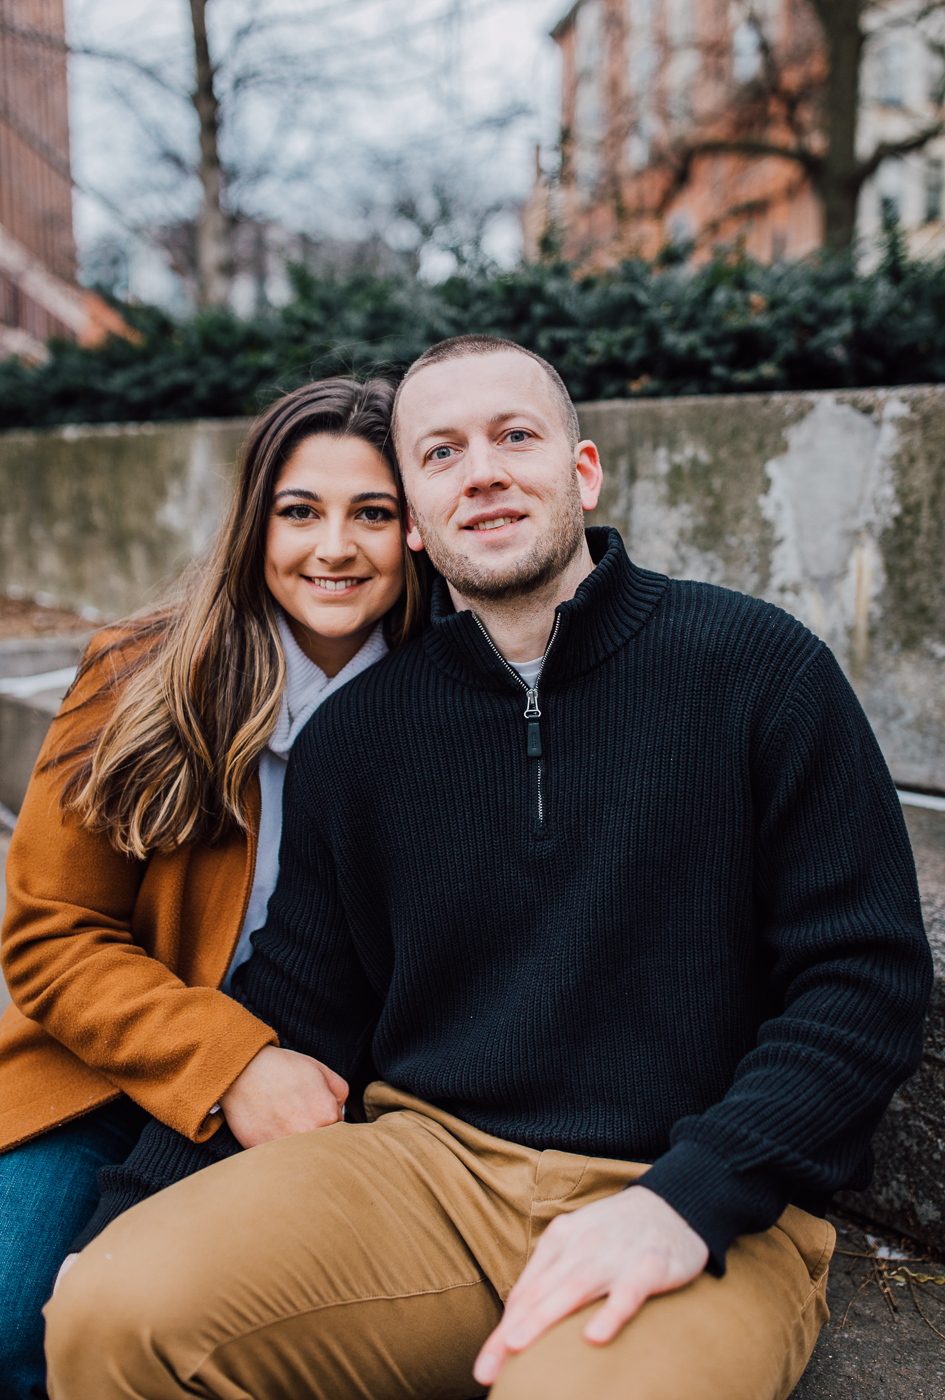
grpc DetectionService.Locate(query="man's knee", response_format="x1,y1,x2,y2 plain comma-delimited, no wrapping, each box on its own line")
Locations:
489,1236,828,1400
44,1238,196,1397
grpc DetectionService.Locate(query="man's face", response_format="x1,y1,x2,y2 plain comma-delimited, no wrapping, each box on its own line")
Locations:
395,352,602,603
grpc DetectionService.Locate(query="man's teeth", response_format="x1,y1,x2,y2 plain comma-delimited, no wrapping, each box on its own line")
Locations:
473,517,515,531
314,578,361,591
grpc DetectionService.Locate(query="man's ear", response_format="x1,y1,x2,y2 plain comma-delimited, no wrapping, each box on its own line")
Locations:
575,440,604,512
405,505,426,554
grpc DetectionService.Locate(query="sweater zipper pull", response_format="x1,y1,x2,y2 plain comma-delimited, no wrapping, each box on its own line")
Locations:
524,690,542,757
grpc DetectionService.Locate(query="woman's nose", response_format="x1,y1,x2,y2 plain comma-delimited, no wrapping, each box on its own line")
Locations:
313,518,357,563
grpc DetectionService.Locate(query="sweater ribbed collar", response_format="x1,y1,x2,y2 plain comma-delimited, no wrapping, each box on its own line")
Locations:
423,526,667,693
270,612,388,757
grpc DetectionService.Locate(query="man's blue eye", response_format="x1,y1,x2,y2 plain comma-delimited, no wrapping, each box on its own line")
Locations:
508,431,527,442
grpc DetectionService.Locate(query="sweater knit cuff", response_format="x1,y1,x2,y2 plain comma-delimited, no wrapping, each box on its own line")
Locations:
70,1169,148,1253
70,1120,243,1254
634,1139,788,1275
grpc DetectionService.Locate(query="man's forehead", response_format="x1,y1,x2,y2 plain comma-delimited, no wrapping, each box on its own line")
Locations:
397,352,556,438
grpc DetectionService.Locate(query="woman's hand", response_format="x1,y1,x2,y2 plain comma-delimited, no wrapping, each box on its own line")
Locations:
219,1045,348,1148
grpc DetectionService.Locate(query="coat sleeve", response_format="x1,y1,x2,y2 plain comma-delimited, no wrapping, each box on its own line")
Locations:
66,728,380,1251
0,652,277,1142
639,645,933,1273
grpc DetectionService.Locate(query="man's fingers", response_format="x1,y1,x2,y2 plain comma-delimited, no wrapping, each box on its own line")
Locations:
582,1286,646,1344
474,1266,605,1385
472,1328,509,1386
476,1192,710,1386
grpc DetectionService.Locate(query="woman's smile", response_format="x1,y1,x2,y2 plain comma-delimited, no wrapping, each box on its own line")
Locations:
304,575,369,593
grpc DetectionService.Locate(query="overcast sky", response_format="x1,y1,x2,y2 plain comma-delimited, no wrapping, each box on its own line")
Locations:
66,0,567,277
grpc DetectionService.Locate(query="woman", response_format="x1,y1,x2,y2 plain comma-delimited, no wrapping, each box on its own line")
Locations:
0,376,427,1400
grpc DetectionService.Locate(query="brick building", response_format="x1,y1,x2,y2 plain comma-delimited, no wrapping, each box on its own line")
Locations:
0,0,123,359
526,0,945,265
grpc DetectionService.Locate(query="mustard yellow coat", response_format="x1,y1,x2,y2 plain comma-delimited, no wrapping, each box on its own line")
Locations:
0,644,278,1153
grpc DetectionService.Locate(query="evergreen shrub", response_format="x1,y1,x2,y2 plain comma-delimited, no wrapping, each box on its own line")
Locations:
2,236,944,429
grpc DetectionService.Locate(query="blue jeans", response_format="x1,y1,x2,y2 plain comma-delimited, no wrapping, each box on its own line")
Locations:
0,1098,146,1400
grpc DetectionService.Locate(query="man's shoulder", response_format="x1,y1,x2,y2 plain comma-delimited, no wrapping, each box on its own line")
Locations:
639,578,831,723
658,577,823,668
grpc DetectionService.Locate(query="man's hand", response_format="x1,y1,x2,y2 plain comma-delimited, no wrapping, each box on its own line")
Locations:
473,1185,709,1386
218,1045,348,1148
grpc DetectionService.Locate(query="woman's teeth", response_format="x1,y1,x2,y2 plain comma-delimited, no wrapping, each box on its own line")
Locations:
473,517,515,531
312,578,362,591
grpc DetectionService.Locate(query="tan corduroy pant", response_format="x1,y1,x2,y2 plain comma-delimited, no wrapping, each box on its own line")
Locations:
45,1082,834,1400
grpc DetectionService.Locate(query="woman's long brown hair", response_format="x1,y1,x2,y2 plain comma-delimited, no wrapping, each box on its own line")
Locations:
50,378,427,859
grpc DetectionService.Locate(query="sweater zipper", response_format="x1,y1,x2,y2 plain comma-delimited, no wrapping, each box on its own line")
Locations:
472,613,562,828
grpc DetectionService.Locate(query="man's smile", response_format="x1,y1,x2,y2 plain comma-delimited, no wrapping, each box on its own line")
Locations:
462,511,526,534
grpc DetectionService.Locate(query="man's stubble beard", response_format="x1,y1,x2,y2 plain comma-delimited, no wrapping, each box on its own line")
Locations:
408,475,586,604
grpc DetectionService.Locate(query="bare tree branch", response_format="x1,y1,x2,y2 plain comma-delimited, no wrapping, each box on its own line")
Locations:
857,121,945,182
676,138,823,178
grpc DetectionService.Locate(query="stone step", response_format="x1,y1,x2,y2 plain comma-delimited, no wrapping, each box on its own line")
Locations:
0,633,87,819
835,804,945,1259
0,687,73,818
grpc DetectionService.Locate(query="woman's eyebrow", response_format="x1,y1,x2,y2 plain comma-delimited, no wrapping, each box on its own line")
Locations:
273,488,320,502
272,488,398,505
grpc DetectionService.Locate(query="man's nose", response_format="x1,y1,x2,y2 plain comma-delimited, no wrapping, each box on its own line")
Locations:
462,441,512,494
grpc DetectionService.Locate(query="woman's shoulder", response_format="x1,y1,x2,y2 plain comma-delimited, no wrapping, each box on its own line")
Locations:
62,619,166,707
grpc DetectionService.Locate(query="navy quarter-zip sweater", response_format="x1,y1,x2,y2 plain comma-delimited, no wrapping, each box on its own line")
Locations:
82,528,932,1271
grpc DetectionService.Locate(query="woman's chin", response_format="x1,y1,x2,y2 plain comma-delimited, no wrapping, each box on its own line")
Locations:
289,605,379,646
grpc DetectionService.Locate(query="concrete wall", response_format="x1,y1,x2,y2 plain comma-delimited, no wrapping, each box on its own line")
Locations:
0,419,249,619
1,388,944,788
584,386,945,793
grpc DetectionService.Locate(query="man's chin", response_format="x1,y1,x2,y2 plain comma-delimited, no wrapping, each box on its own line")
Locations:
415,504,587,605
443,555,566,604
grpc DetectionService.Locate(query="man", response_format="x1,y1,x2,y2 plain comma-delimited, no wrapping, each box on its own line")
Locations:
46,336,932,1400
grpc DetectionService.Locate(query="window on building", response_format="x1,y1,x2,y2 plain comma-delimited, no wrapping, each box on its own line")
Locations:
926,157,944,223
878,42,908,107
667,0,694,47
732,22,762,84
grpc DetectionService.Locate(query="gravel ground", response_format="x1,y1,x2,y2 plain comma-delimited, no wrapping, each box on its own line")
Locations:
792,1211,945,1398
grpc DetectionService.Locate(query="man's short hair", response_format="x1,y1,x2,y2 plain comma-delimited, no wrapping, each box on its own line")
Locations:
393,334,581,452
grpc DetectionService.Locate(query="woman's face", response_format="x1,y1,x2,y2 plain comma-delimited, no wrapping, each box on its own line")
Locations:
264,433,406,676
